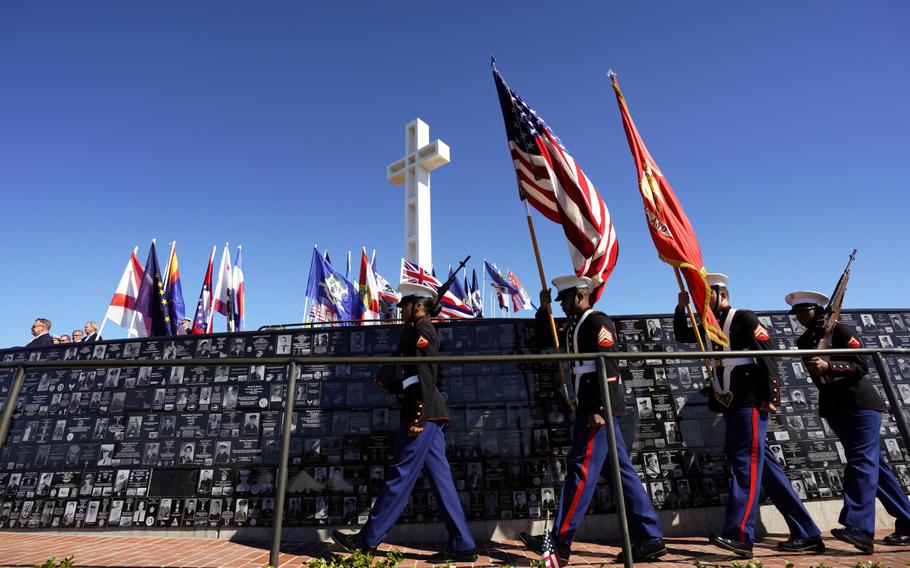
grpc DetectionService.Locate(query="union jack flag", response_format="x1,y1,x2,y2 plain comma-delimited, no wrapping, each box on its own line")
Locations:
400,259,442,288
399,259,473,319
493,62,619,302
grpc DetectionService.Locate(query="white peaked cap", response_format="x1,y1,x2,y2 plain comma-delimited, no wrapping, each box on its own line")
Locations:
705,273,729,288
551,275,593,293
785,290,829,308
398,282,437,301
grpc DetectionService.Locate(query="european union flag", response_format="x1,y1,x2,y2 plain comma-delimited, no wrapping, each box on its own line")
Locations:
135,241,174,337
305,247,364,324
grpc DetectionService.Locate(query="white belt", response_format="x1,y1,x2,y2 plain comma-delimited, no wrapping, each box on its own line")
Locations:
402,375,419,389
572,362,596,376
719,357,756,368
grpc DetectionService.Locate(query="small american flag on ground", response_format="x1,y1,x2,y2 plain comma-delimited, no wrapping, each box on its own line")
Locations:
541,531,562,568
493,62,618,302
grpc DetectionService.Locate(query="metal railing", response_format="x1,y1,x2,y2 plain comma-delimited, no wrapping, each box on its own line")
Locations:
1,346,908,568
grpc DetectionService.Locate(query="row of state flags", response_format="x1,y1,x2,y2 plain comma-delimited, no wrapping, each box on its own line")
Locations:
303,246,537,326
100,239,534,339
103,242,245,338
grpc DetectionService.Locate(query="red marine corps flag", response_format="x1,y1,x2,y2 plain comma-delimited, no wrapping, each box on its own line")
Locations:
610,72,727,346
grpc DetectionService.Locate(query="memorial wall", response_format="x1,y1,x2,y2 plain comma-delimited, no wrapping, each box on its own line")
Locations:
0,309,909,531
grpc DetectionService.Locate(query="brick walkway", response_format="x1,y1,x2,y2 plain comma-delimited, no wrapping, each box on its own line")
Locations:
1,531,909,567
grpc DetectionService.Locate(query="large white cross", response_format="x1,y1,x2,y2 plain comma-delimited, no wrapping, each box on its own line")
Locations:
387,118,450,271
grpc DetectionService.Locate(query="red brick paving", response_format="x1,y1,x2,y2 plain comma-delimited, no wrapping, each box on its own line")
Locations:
1,531,909,567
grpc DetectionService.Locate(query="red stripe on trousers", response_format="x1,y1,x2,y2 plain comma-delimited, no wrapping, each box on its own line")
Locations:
558,425,598,542
739,407,760,542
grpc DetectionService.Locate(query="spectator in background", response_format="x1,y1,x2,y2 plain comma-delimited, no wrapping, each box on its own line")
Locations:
72,329,84,342
26,319,53,348
179,318,191,335
59,335,71,343
82,321,100,343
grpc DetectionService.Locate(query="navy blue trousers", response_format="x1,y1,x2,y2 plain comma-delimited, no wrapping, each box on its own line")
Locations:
760,446,820,539
360,420,475,551
551,414,663,546
721,408,820,544
827,409,910,537
721,407,767,545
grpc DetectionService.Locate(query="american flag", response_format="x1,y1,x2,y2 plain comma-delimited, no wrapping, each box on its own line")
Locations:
493,63,618,302
191,246,216,334
540,530,562,568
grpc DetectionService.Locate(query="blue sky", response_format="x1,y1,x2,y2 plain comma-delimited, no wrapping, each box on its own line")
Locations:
1,2,908,346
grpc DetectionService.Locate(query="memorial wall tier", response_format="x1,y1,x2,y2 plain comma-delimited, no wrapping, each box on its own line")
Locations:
0,309,908,530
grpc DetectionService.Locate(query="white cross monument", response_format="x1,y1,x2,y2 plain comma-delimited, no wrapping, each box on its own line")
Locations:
387,118,450,271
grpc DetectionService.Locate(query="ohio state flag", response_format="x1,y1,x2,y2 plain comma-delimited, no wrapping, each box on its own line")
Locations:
611,73,727,346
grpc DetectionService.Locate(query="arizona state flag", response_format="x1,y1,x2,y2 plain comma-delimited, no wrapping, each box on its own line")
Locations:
610,74,727,346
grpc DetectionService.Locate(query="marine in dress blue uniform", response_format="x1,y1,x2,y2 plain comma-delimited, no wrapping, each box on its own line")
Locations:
331,283,476,563
787,291,910,554
520,275,666,564
674,275,823,558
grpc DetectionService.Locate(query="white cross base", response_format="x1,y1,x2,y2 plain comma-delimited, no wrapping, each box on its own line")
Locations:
387,118,450,271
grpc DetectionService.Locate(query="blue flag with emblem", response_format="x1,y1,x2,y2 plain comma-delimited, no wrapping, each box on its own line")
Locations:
484,260,519,295
305,247,365,324
134,240,174,337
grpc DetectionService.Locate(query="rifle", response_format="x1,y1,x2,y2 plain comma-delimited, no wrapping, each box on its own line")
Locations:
815,249,857,349
429,256,472,317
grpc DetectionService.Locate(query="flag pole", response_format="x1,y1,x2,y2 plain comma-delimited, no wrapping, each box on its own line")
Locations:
96,317,108,340
524,200,576,411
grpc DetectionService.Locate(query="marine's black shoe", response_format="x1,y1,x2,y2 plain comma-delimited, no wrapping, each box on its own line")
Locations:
831,526,874,554
777,535,826,553
518,532,571,562
615,538,668,563
330,530,377,556
883,532,910,546
708,533,753,558
426,548,478,563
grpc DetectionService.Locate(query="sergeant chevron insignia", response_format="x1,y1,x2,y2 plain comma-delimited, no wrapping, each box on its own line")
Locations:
847,336,861,348
598,326,615,347
416,335,430,348
753,324,770,341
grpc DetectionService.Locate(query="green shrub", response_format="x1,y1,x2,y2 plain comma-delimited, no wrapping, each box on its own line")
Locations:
306,548,404,568
34,557,74,568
